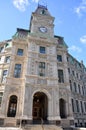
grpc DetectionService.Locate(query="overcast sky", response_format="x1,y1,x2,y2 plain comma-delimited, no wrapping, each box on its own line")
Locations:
0,0,86,65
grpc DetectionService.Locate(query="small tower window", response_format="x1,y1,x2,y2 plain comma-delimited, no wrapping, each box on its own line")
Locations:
40,9,46,15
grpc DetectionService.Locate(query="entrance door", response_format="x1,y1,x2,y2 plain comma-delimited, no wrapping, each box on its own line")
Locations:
33,107,43,119
33,92,48,120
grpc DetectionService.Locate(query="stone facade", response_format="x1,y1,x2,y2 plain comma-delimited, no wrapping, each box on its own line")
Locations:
0,5,86,128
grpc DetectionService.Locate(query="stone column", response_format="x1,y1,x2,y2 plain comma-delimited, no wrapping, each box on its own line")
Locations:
67,96,74,120
48,88,61,123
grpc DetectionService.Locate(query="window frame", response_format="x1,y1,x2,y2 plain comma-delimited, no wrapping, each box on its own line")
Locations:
0,92,3,107
5,56,10,63
39,46,46,54
39,62,45,76
58,69,64,83
2,70,8,82
14,64,22,78
17,49,23,56
0,47,4,53
57,55,62,62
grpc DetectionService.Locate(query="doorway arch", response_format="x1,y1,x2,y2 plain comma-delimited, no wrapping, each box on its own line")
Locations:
7,95,17,117
59,98,66,118
32,92,48,120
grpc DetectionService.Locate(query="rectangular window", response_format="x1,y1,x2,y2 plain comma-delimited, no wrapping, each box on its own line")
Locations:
69,80,72,91
72,70,75,76
39,62,45,76
76,73,78,78
78,84,81,94
84,102,86,112
5,56,10,63
0,47,4,53
57,55,62,62
71,99,74,112
76,100,79,112
58,69,64,83
2,70,8,82
68,68,70,74
74,82,77,92
80,101,84,113
14,64,21,78
0,92,3,107
67,57,69,62
40,46,45,54
17,49,23,56
82,86,84,95
5,43,9,48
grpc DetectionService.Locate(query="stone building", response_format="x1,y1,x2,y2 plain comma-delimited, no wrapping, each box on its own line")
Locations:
0,5,86,128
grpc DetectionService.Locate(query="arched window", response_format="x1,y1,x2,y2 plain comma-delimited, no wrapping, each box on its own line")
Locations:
59,98,66,118
7,95,17,117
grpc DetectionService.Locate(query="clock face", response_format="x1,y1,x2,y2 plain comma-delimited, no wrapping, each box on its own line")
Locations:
39,27,47,33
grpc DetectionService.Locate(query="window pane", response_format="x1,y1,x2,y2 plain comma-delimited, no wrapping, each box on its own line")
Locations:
39,62,45,68
2,70,8,82
78,85,81,94
5,56,10,63
0,92,3,107
17,49,23,56
69,80,72,91
0,92,3,96
72,71,75,76
76,100,79,112
80,101,84,113
57,55,62,62
39,62,45,76
0,47,4,53
3,70,8,76
40,46,45,54
5,43,9,48
58,69,64,83
74,82,77,92
14,64,21,78
71,99,74,112
84,102,86,112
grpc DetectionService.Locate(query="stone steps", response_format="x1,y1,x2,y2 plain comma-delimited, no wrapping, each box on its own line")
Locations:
0,125,63,130
61,119,70,128
4,118,16,127
23,125,63,130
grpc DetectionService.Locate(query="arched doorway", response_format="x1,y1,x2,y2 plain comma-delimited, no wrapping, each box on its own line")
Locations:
33,92,48,121
59,98,66,118
7,95,17,117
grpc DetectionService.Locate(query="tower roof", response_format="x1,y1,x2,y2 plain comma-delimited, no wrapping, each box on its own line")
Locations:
34,4,52,17
38,4,47,10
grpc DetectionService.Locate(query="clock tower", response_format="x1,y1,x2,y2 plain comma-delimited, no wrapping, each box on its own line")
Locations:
29,4,55,37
